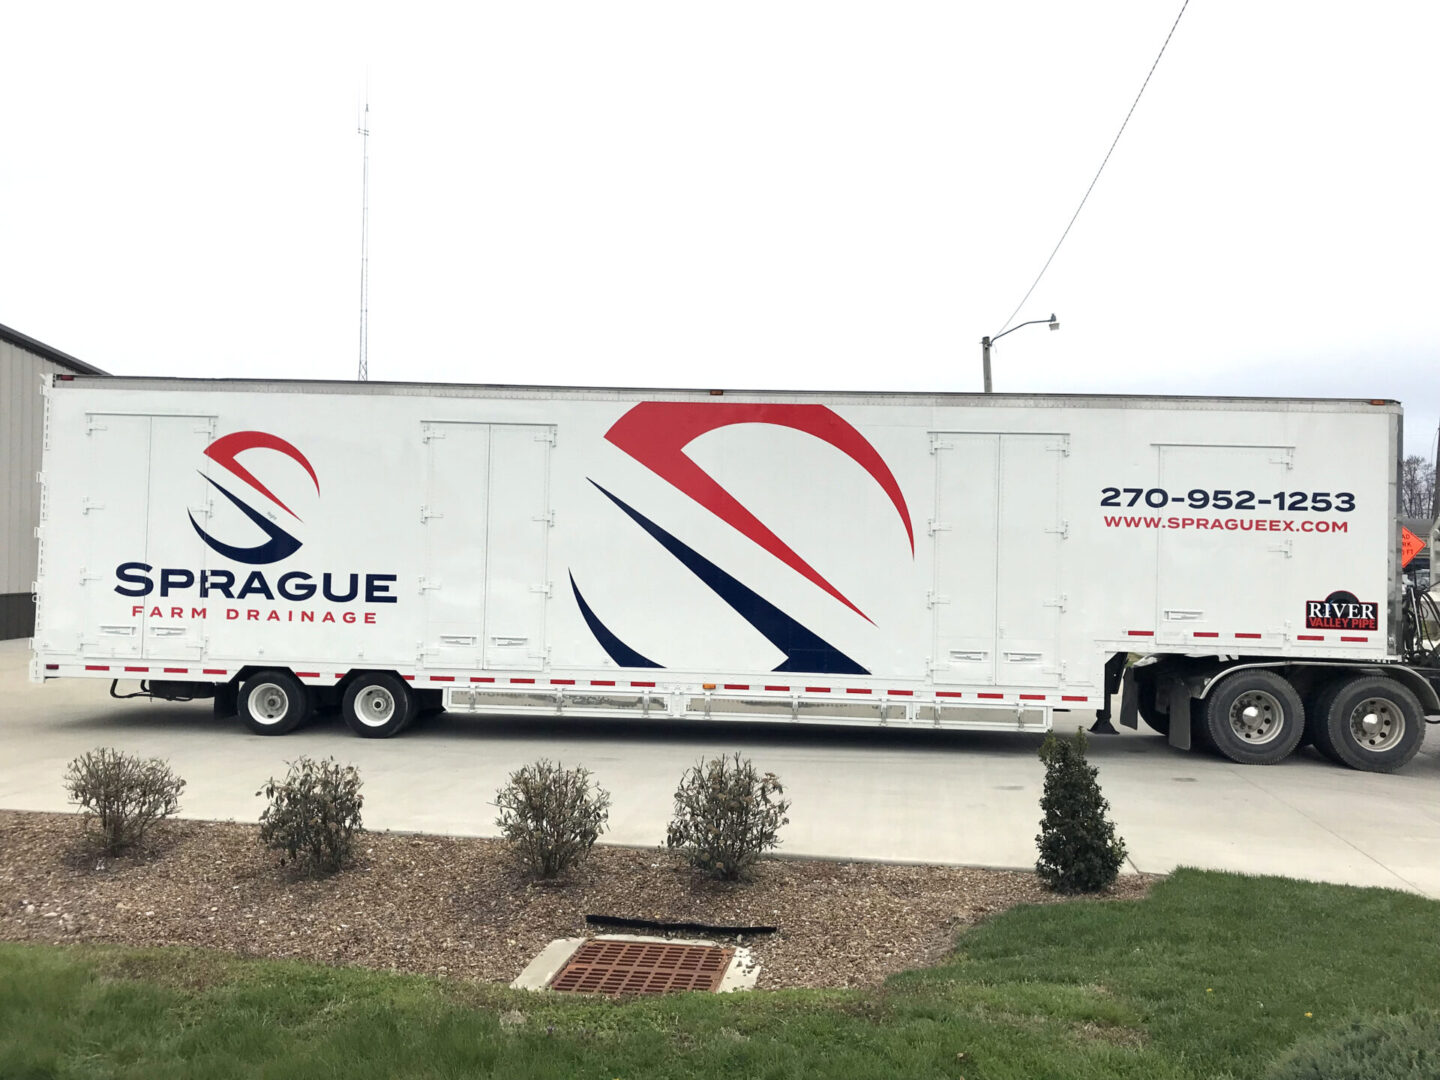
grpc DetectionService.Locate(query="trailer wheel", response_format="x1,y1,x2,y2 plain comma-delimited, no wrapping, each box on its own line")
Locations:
1322,676,1425,773
238,671,311,736
341,673,414,738
1202,670,1305,765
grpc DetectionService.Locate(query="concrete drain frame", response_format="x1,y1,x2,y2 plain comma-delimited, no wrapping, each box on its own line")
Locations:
513,935,758,995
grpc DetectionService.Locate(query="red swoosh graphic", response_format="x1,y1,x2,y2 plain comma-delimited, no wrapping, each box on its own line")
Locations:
605,402,913,623
203,431,320,521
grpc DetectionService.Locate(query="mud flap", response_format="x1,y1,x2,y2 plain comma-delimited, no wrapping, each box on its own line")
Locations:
1118,668,1139,730
213,680,238,720
1166,678,1192,751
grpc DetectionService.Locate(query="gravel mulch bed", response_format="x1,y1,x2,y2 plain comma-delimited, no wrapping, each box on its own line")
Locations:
0,810,1153,990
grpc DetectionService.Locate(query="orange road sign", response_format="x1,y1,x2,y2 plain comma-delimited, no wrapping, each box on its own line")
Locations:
1401,526,1426,567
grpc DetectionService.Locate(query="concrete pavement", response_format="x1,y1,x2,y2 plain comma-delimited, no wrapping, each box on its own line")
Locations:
4,638,1439,897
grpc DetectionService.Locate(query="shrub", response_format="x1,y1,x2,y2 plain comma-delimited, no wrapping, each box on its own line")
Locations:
63,748,186,855
494,760,611,879
1035,729,1126,894
257,756,363,875
1266,1012,1440,1080
666,753,790,881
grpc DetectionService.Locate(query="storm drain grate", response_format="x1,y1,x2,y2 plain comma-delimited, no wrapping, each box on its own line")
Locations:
548,940,734,995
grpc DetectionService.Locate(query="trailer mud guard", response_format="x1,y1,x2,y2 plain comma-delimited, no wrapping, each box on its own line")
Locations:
1166,678,1192,751
1117,668,1140,731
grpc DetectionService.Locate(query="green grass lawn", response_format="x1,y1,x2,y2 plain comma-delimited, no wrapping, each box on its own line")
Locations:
3,869,1438,1080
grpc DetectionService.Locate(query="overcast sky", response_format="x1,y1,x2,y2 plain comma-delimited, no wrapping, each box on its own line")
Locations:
3,1,1436,458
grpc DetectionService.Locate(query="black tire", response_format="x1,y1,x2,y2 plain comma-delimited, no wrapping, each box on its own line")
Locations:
341,672,414,738
237,671,311,736
1190,702,1215,752
1306,679,1347,764
1322,676,1425,773
1202,669,1305,765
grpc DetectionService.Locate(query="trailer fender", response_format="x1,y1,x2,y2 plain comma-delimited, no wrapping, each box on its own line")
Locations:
1384,666,1440,717
1194,662,1440,717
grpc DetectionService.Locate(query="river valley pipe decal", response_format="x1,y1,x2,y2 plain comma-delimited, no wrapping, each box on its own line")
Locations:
570,403,915,675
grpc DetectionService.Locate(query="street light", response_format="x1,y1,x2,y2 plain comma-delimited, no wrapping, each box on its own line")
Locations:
980,314,1059,393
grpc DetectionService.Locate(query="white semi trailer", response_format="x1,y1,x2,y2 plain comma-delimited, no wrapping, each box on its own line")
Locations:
29,376,1440,771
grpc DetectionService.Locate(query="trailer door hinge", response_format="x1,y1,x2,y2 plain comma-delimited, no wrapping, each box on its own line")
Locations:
420,506,444,523
928,520,951,535
418,577,440,592
1044,594,1068,612
930,437,953,454
926,591,949,608
530,582,553,598
1270,447,1295,470
1048,435,1071,457
533,510,555,526
81,497,104,514
1269,539,1294,558
422,426,445,443
1044,520,1070,540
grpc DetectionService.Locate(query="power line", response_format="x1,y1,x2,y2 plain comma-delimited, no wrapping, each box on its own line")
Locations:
995,0,1191,337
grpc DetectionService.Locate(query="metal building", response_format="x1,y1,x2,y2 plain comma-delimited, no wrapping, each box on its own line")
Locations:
1,323,106,639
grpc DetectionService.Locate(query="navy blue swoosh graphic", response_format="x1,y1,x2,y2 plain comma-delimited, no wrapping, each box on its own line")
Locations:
190,474,303,565
589,480,868,675
569,572,662,669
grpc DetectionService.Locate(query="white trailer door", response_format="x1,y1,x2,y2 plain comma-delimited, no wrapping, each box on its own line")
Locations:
995,434,1066,688
932,432,1066,687
931,434,999,685
421,422,553,671
421,422,491,668
80,415,151,659
141,416,216,661
1155,444,1293,645
80,413,215,661
482,425,553,670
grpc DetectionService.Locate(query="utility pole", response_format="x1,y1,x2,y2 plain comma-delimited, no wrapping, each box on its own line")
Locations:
1432,419,1439,521
357,96,370,382
1430,420,1439,564
980,314,1059,393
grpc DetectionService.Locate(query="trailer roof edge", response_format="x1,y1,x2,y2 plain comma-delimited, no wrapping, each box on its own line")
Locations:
46,375,1404,413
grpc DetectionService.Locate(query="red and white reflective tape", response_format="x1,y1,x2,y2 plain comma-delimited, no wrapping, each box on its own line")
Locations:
53,662,1100,704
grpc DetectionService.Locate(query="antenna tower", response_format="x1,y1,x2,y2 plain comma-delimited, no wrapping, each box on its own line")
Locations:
357,97,370,381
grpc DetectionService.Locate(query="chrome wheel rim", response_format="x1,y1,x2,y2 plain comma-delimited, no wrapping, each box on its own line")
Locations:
356,686,397,727
247,683,290,725
1347,697,1403,753
1228,689,1284,745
